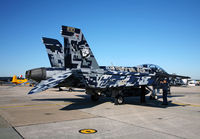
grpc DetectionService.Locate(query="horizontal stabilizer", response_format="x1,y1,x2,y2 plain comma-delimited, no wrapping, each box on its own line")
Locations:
28,70,72,94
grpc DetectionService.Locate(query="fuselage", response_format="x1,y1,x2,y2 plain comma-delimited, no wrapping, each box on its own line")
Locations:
26,65,158,90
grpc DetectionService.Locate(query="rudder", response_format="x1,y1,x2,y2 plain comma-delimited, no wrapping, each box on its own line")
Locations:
61,26,99,69
42,37,64,67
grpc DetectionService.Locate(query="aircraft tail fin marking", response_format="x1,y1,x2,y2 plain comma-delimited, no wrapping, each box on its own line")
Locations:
42,37,64,68
61,26,99,69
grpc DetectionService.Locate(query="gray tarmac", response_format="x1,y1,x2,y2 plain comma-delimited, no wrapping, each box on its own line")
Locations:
0,86,200,139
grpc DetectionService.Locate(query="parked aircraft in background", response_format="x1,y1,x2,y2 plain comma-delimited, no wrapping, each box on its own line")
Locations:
11,75,29,85
26,26,189,104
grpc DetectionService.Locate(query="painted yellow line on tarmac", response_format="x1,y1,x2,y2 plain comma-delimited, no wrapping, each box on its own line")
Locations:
0,102,73,109
172,102,200,107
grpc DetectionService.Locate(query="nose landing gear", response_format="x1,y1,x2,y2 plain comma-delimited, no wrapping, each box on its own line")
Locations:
114,95,124,105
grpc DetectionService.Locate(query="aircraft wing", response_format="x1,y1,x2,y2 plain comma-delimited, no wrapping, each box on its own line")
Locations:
156,73,190,79
168,74,190,79
28,71,72,94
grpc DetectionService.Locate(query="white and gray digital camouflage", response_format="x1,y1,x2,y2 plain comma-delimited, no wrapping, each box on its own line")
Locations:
26,26,189,104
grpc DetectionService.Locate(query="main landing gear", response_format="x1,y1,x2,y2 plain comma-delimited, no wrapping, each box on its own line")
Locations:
59,87,63,91
91,94,100,102
68,88,73,92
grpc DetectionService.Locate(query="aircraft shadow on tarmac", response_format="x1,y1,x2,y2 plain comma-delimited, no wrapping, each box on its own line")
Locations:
32,94,184,110
156,94,185,98
50,89,86,92
120,96,182,109
32,95,109,110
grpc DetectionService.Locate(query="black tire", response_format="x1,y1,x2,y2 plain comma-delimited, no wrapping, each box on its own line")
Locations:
114,95,124,105
167,88,171,94
59,87,63,91
150,95,157,100
68,88,73,92
91,95,99,101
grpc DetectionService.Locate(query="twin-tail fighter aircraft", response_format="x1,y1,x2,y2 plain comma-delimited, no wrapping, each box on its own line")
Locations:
26,26,189,105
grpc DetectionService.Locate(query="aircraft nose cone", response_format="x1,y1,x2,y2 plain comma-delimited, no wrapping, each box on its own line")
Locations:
25,68,46,81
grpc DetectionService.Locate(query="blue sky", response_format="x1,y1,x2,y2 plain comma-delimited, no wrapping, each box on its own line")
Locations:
0,0,200,79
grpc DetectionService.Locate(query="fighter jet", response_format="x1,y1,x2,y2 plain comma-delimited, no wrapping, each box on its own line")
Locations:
26,26,189,104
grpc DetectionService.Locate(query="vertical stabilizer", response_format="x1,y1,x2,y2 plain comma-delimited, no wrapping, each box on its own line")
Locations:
61,26,99,69
42,37,64,67
12,75,17,83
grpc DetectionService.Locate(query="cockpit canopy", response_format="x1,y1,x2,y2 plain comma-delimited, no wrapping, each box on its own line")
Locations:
137,64,167,74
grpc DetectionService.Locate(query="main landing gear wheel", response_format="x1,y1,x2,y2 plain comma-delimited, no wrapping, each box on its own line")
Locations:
150,95,157,100
114,95,124,105
59,87,63,91
91,95,100,102
68,88,73,92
